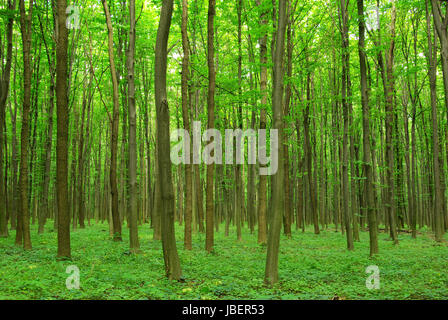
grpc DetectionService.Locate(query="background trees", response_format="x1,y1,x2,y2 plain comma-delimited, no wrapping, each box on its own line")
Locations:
0,0,446,285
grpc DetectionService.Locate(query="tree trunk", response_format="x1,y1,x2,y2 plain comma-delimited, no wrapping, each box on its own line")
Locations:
154,0,182,280
56,0,71,258
181,0,193,250
256,0,268,245
127,0,140,252
283,1,293,238
235,0,243,242
205,0,216,253
0,0,15,238
77,82,87,229
304,52,319,235
18,0,33,250
357,0,378,255
37,22,55,233
102,0,122,241
426,0,444,242
339,0,353,250
265,0,286,286
384,0,399,245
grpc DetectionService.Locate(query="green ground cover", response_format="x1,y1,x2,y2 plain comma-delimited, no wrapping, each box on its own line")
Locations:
0,222,447,300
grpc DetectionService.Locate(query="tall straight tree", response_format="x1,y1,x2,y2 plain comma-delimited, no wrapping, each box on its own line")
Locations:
339,0,354,251
0,0,15,238
430,0,448,236
357,0,378,255
18,0,33,250
282,0,294,239
154,0,182,280
265,0,286,286
205,0,216,253
256,0,268,245
102,0,122,241
384,0,399,245
304,50,319,235
426,0,443,242
37,7,56,234
127,0,140,251
181,0,193,250
56,0,71,259
235,0,243,242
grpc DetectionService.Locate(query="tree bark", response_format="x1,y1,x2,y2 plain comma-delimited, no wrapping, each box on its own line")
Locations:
18,0,33,250
102,0,122,241
265,0,286,286
181,0,193,250
357,0,378,255
56,0,71,258
339,0,353,250
154,0,182,280
0,0,15,238
127,0,140,251
256,0,268,245
205,0,216,253
384,0,399,245
283,0,293,238
426,0,444,242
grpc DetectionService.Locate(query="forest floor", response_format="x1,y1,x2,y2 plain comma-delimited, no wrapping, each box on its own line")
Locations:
0,221,447,300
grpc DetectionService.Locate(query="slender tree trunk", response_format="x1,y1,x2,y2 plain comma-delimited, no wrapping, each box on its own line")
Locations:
102,0,122,241
205,0,216,253
256,0,268,245
181,0,193,250
426,0,444,242
235,0,243,242
357,0,378,255
127,0,140,252
9,62,18,231
384,0,399,245
38,36,55,234
339,0,353,250
282,1,293,238
304,52,319,235
77,83,87,229
0,0,15,238
153,138,162,240
18,0,33,250
154,0,182,280
56,0,71,258
265,0,286,286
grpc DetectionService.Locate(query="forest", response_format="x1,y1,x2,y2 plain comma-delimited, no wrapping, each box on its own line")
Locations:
0,0,447,301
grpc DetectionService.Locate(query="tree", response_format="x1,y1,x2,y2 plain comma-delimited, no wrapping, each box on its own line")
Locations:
265,0,286,286
235,0,243,242
0,0,15,238
426,0,444,242
338,0,354,251
256,0,268,245
356,0,378,255
205,0,216,253
181,0,193,250
56,0,71,259
37,7,56,234
304,48,319,235
384,0,399,245
127,0,140,252
18,0,33,250
102,0,122,241
282,0,294,239
154,0,182,280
